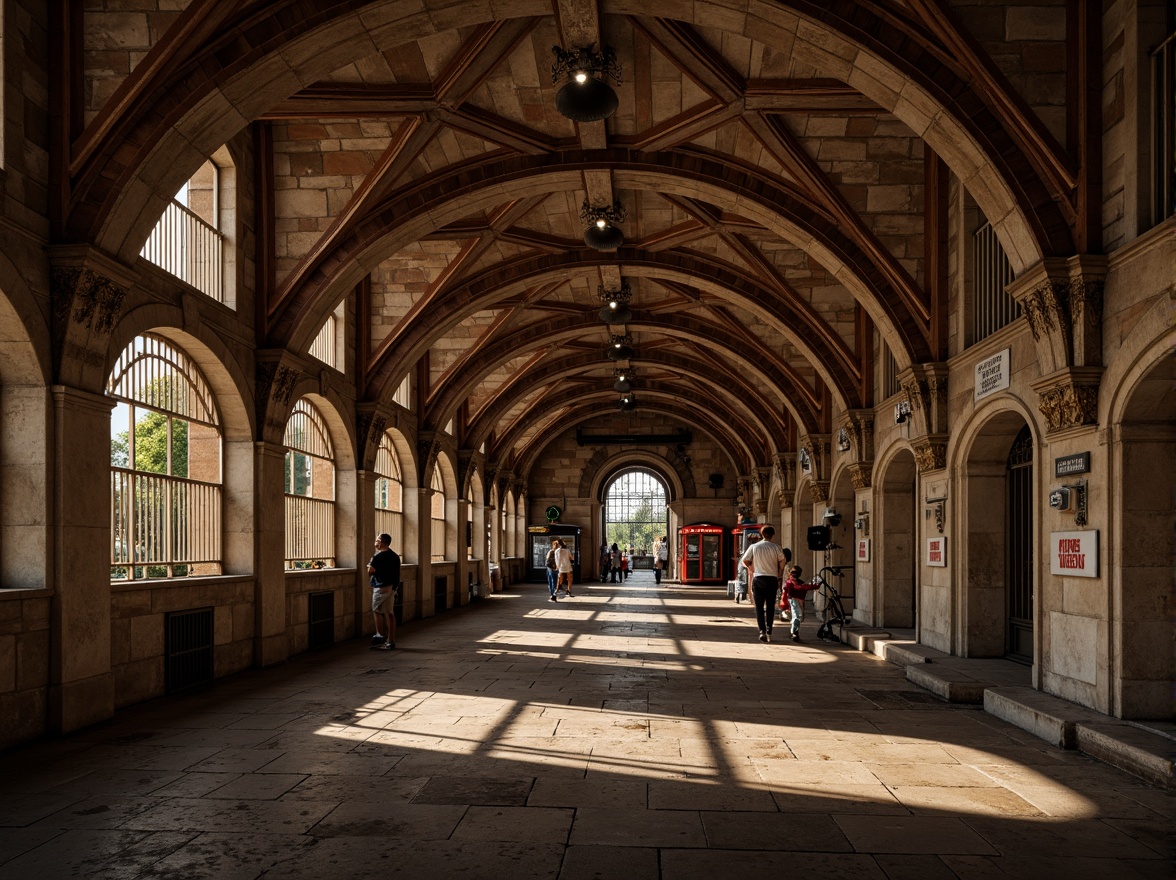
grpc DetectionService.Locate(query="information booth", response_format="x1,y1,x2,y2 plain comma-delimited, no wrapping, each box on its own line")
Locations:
526,524,582,583
679,523,726,584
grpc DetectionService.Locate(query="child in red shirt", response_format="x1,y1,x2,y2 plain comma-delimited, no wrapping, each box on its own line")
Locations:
781,566,815,642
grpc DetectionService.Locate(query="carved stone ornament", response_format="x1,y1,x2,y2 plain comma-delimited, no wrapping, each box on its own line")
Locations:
848,462,873,490
1037,379,1100,433
256,360,301,437
807,480,829,505
912,437,948,473
1020,279,1068,342
51,265,129,368
773,453,796,496
776,490,793,510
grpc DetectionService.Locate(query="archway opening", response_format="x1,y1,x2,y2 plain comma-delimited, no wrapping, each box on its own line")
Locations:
602,468,668,573
879,449,918,629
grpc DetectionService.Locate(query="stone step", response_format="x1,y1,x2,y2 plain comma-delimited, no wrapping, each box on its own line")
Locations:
845,627,891,652
905,664,986,703
985,687,1175,788
882,642,942,666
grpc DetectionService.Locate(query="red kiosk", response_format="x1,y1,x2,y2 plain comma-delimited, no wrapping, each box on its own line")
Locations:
679,523,726,584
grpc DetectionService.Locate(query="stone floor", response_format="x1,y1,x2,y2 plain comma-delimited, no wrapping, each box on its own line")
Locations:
1,574,1172,879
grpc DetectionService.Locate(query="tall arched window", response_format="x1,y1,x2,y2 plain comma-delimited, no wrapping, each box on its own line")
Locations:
603,469,668,555
374,432,403,553
284,398,335,568
430,463,446,562
108,333,222,580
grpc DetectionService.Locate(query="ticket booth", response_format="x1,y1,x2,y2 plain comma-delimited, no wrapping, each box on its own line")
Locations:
679,523,726,584
526,524,582,583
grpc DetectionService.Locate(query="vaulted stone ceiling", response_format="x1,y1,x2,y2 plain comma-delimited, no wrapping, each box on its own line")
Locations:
65,0,1084,476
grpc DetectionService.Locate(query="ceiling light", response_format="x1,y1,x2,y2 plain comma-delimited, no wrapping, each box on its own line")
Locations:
552,46,621,122
606,333,634,361
613,367,634,393
597,282,633,323
581,201,626,251
618,393,638,412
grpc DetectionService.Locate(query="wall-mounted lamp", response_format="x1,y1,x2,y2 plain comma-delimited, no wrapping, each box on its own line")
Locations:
925,496,946,533
1051,480,1088,527
894,400,912,425
854,513,870,536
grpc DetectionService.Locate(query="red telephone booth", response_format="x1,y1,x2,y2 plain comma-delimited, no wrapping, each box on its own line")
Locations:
679,523,726,584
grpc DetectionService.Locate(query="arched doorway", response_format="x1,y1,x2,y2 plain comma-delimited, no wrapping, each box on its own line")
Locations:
963,411,1035,659
879,449,917,629
1113,350,1175,718
602,468,668,572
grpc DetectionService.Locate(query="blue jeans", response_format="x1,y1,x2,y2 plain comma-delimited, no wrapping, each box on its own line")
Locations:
788,597,804,635
546,568,557,597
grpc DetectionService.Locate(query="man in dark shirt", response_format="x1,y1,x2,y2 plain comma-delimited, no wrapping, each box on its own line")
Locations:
367,533,401,650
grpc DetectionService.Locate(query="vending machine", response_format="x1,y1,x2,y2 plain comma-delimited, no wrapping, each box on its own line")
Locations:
526,524,582,583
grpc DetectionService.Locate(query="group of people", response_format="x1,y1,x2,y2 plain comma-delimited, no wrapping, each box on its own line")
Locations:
738,525,814,643
596,537,670,584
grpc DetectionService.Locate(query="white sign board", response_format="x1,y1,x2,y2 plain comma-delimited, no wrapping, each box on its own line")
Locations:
926,537,947,567
1050,530,1099,578
975,348,1011,401
856,539,871,562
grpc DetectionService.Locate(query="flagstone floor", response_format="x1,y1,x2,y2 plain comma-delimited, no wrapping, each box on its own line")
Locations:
1,573,1171,879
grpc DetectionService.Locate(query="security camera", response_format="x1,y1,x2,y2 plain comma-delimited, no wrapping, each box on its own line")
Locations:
823,507,842,527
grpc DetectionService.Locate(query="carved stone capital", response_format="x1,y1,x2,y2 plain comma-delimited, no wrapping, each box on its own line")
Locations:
255,351,303,443
1032,368,1102,434
1009,256,1107,374
897,363,949,436
799,434,831,482
848,462,873,490
912,435,948,474
807,480,829,505
772,452,796,497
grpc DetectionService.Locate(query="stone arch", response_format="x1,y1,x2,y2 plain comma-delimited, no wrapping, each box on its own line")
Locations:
875,444,919,630
0,280,50,590
1107,337,1175,718
286,391,358,568
954,401,1040,661
431,449,460,562
580,450,686,504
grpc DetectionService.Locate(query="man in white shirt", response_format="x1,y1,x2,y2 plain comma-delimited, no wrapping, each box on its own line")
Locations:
740,525,788,642
555,539,575,598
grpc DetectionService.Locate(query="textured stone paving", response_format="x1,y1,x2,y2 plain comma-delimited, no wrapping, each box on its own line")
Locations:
1,574,1171,879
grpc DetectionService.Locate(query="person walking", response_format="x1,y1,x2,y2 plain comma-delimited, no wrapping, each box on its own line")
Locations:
544,538,560,602
740,525,788,643
653,535,668,585
609,543,622,583
599,542,610,582
367,533,401,650
555,539,574,598
781,565,817,641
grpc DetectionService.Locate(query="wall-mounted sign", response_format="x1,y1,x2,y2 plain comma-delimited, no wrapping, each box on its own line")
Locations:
926,537,947,567
974,348,1010,401
856,539,871,562
1054,452,1091,478
1050,530,1099,577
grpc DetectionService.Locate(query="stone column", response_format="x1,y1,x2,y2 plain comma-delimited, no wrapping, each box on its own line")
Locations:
253,441,289,666
455,497,471,606
355,470,376,636
417,487,435,617
49,385,115,733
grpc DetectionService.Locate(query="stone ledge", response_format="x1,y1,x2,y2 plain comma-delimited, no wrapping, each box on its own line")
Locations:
984,686,1098,748
906,664,986,703
845,627,890,651
881,642,942,665
1076,721,1176,789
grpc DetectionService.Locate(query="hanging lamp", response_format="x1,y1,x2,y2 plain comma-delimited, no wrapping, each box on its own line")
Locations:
551,45,621,122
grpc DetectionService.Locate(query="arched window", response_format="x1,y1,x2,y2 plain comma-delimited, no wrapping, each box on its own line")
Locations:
374,432,403,553
430,463,446,562
284,398,335,568
108,333,222,580
603,468,668,555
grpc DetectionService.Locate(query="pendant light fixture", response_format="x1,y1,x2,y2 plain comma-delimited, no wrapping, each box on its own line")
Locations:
618,393,638,412
605,333,634,361
581,200,625,250
613,367,634,394
551,45,621,123
597,282,633,324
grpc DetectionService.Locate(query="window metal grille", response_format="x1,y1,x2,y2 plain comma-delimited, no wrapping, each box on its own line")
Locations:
431,464,447,562
309,315,337,368
1152,29,1176,224
971,221,1019,343
880,342,900,399
603,469,668,554
166,607,214,692
108,334,222,580
374,433,404,553
284,399,335,568
141,199,224,302
1006,426,1034,665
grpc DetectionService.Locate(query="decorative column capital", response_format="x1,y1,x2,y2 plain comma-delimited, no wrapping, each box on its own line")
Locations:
912,435,949,474
1032,367,1102,435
